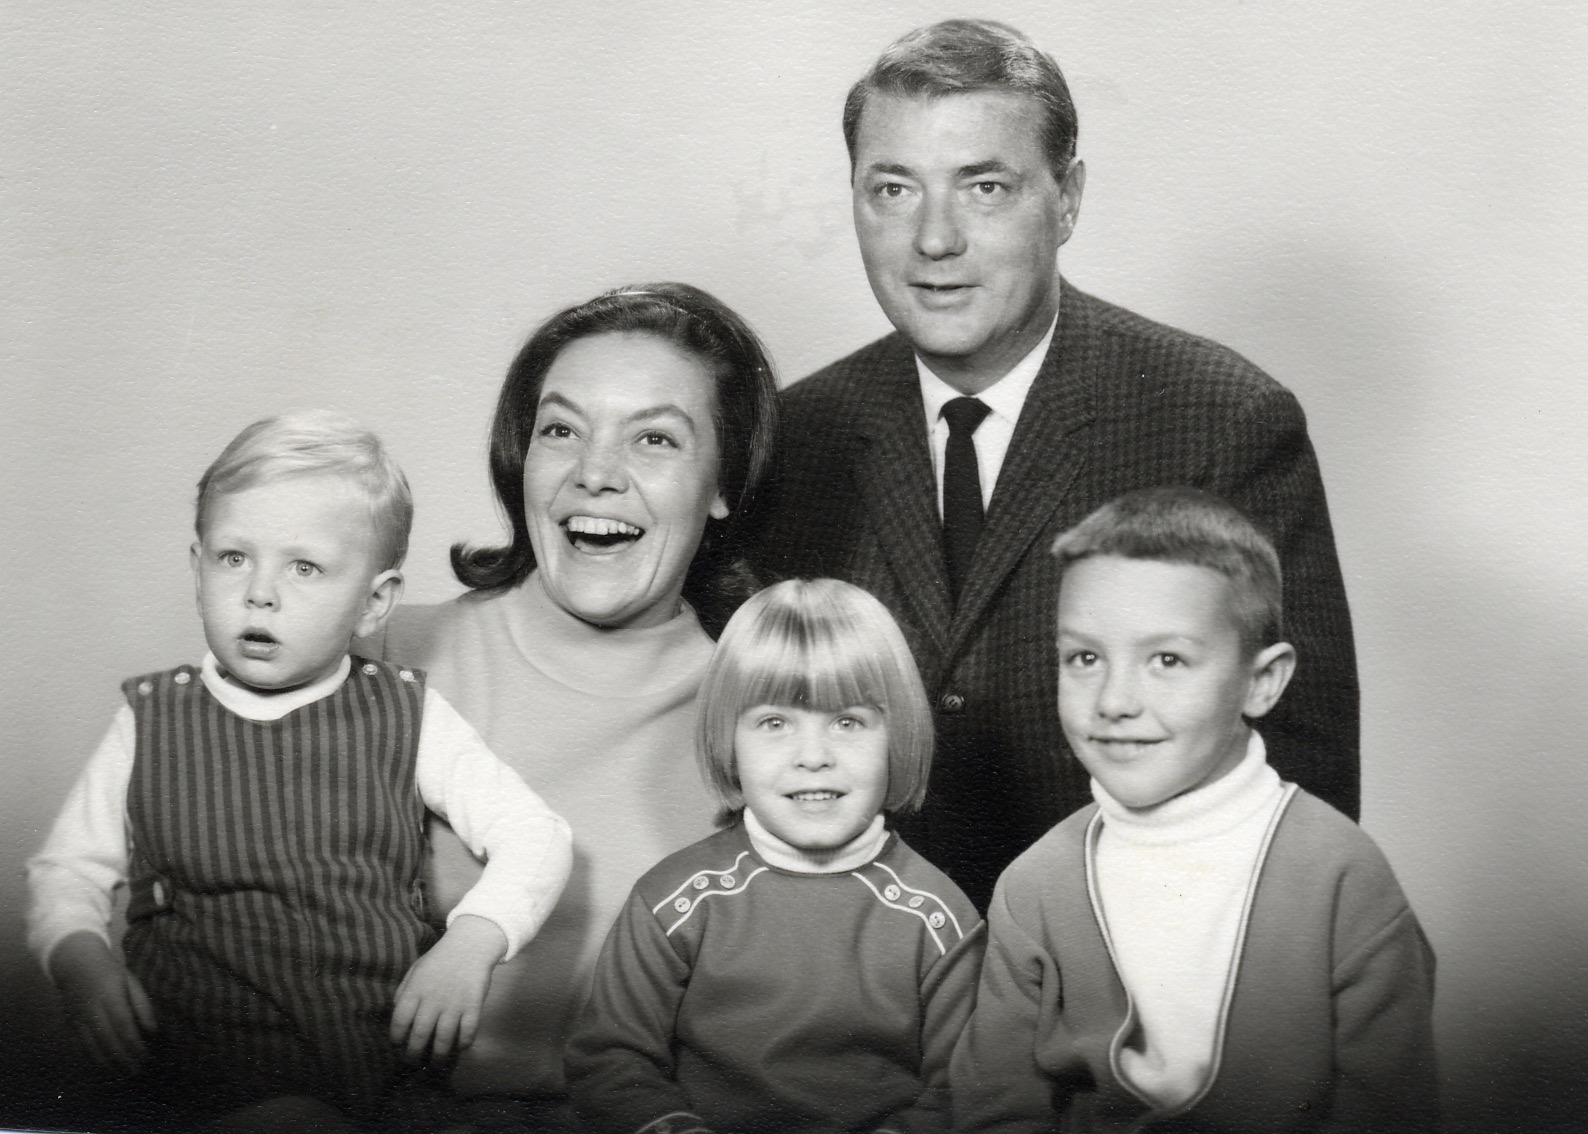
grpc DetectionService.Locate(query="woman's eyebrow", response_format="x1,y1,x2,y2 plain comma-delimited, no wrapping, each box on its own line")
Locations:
537,392,700,432
627,405,702,437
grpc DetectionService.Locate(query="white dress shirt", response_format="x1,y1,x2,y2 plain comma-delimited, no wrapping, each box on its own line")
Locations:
916,312,1058,516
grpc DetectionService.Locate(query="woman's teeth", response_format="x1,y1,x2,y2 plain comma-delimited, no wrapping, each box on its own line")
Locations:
789,790,841,801
566,516,642,537
565,515,644,548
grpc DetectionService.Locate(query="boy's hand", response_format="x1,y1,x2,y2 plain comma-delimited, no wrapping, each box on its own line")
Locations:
48,931,157,1074
390,914,507,1064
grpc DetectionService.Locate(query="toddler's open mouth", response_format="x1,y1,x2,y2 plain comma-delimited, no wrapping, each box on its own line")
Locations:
238,630,279,658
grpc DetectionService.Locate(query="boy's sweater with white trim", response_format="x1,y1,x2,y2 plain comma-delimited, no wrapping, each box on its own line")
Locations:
952,786,1439,1132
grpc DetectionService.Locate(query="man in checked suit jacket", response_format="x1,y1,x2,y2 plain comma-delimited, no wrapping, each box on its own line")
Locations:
750,19,1358,911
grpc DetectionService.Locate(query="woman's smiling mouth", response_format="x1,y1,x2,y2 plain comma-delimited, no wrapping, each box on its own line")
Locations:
564,514,645,553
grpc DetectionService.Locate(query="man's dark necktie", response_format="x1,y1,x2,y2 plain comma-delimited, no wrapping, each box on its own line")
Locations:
942,396,992,603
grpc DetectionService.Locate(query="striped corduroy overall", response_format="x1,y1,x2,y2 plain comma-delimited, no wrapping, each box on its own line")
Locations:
120,658,436,1112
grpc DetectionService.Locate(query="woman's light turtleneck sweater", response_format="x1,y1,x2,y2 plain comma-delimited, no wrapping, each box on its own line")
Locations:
1091,730,1285,1111
377,570,719,1097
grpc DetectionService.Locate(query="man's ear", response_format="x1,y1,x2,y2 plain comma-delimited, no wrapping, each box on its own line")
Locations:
1243,641,1297,720
1057,158,1086,246
355,569,404,640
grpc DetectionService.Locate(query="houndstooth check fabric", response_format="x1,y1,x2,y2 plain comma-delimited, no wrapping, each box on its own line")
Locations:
749,279,1358,912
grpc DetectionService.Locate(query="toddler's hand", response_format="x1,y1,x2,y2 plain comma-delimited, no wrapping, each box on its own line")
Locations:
390,914,507,1064
48,931,157,1074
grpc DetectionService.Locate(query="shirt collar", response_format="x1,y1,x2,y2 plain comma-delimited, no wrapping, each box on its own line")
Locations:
743,809,889,874
916,310,1059,428
1091,730,1284,844
199,651,351,721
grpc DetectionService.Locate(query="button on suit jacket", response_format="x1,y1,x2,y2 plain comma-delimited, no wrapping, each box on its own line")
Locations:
750,281,1358,911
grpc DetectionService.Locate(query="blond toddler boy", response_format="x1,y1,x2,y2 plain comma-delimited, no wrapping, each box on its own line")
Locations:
27,410,572,1129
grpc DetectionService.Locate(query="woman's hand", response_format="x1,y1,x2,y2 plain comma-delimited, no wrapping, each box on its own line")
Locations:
389,914,508,1064
49,931,157,1074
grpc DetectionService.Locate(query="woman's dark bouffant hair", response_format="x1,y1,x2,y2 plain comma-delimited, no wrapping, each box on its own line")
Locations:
451,282,779,637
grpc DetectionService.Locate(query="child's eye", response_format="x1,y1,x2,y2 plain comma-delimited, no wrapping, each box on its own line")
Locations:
756,714,788,731
833,707,880,731
291,561,321,578
218,551,246,568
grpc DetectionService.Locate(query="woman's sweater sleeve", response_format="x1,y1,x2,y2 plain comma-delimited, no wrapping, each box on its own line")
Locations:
566,887,710,1134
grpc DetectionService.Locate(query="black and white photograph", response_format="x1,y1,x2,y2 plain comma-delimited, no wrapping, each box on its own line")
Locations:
3,4,1584,1131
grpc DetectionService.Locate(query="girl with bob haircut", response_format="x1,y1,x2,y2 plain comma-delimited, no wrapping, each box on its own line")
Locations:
567,578,985,1134
695,575,933,821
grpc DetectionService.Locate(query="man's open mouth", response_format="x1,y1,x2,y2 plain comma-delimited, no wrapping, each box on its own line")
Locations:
564,515,644,552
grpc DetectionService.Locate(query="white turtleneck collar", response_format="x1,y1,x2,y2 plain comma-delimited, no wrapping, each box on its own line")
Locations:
742,809,889,874
1091,730,1283,846
200,651,351,722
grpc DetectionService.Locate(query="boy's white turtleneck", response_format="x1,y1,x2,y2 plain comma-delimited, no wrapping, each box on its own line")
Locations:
1091,730,1285,1111
743,808,889,874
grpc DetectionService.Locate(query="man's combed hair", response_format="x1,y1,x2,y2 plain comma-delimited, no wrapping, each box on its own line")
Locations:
696,578,934,822
196,409,414,570
843,18,1079,179
1050,486,1284,652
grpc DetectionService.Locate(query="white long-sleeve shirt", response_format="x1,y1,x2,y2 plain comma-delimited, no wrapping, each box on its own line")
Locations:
27,652,573,974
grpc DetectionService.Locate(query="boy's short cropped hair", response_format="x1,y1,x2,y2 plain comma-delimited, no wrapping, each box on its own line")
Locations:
196,409,414,570
696,578,934,819
1050,486,1284,652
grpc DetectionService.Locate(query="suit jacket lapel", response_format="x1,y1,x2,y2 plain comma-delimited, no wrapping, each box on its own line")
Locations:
852,338,955,653
947,280,1097,654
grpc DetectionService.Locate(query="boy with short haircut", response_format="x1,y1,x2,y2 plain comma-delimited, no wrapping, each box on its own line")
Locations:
28,410,573,1128
951,486,1438,1132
